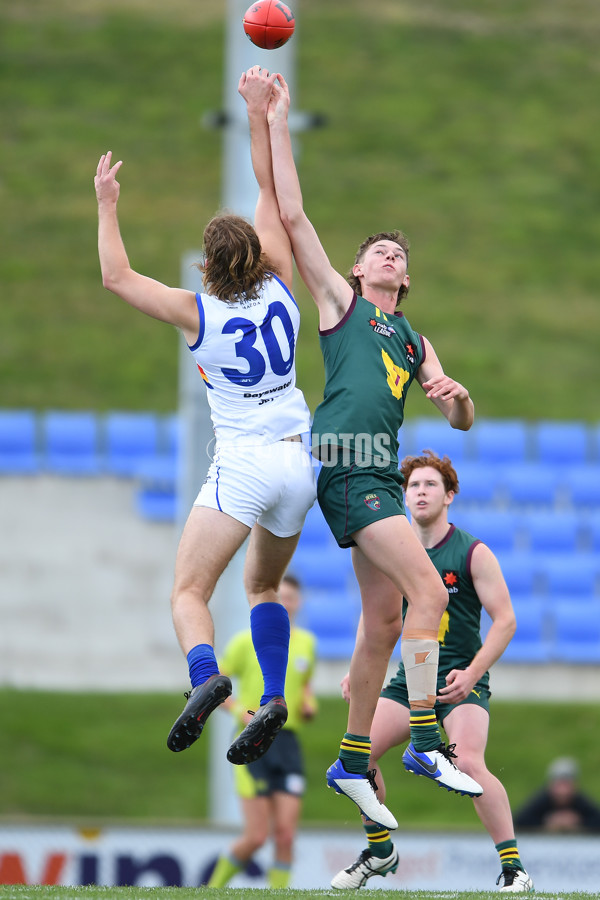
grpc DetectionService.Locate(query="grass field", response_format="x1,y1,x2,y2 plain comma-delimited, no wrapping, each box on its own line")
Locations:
2,691,600,827
2,0,600,418
2,695,599,895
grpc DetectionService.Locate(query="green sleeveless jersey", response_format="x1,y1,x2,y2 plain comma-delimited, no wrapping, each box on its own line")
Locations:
399,524,489,689
428,524,487,683
311,293,425,465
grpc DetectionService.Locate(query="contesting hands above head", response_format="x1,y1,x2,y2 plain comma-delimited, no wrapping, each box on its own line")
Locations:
238,64,278,113
266,71,290,126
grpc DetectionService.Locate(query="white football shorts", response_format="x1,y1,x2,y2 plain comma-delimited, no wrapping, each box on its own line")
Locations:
194,439,317,537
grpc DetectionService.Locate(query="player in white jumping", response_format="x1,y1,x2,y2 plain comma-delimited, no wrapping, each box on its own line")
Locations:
94,65,316,765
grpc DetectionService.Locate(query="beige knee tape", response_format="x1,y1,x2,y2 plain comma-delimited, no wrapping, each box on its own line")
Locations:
401,638,439,707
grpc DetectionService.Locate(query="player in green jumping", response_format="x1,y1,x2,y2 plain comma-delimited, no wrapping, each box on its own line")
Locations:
332,452,533,893
265,71,482,831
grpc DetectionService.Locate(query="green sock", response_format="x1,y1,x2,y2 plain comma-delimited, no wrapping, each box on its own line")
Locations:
496,839,523,871
339,732,371,775
365,822,394,859
409,709,441,751
268,863,291,888
207,854,242,887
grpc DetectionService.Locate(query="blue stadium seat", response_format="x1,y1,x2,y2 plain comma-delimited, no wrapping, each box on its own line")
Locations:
296,501,333,549
450,509,520,553
133,413,181,521
0,409,39,473
552,599,600,664
543,554,599,598
451,463,501,506
563,465,600,508
301,589,359,659
522,510,581,554
480,608,493,641
42,411,102,475
162,413,181,459
405,418,471,462
585,512,600,552
593,424,600,463
105,412,159,477
471,420,528,464
499,599,552,663
291,546,353,591
135,484,178,522
495,551,540,597
502,463,558,508
534,422,589,465
135,456,178,522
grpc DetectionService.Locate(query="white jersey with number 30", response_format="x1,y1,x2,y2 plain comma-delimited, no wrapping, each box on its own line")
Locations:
187,274,311,446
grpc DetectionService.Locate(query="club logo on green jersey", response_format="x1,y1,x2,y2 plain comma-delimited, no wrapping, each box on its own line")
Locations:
364,493,381,510
368,317,396,338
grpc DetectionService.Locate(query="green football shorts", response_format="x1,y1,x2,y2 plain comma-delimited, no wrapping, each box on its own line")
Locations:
316,458,406,548
381,668,491,723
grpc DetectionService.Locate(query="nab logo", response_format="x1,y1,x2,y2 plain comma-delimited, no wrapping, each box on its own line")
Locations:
364,493,381,510
442,570,459,594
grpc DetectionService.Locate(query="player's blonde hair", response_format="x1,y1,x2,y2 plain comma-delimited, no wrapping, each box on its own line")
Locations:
400,449,459,495
346,230,411,311
196,213,279,304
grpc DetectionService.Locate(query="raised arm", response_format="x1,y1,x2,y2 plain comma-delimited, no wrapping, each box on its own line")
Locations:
267,74,353,329
94,152,198,338
238,66,293,290
417,336,475,430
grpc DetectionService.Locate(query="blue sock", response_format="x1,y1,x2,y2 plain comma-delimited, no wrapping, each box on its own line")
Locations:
250,602,290,706
186,643,219,688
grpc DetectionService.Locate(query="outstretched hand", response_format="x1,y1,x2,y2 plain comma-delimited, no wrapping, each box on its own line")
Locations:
238,64,277,114
95,151,123,205
267,73,290,125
